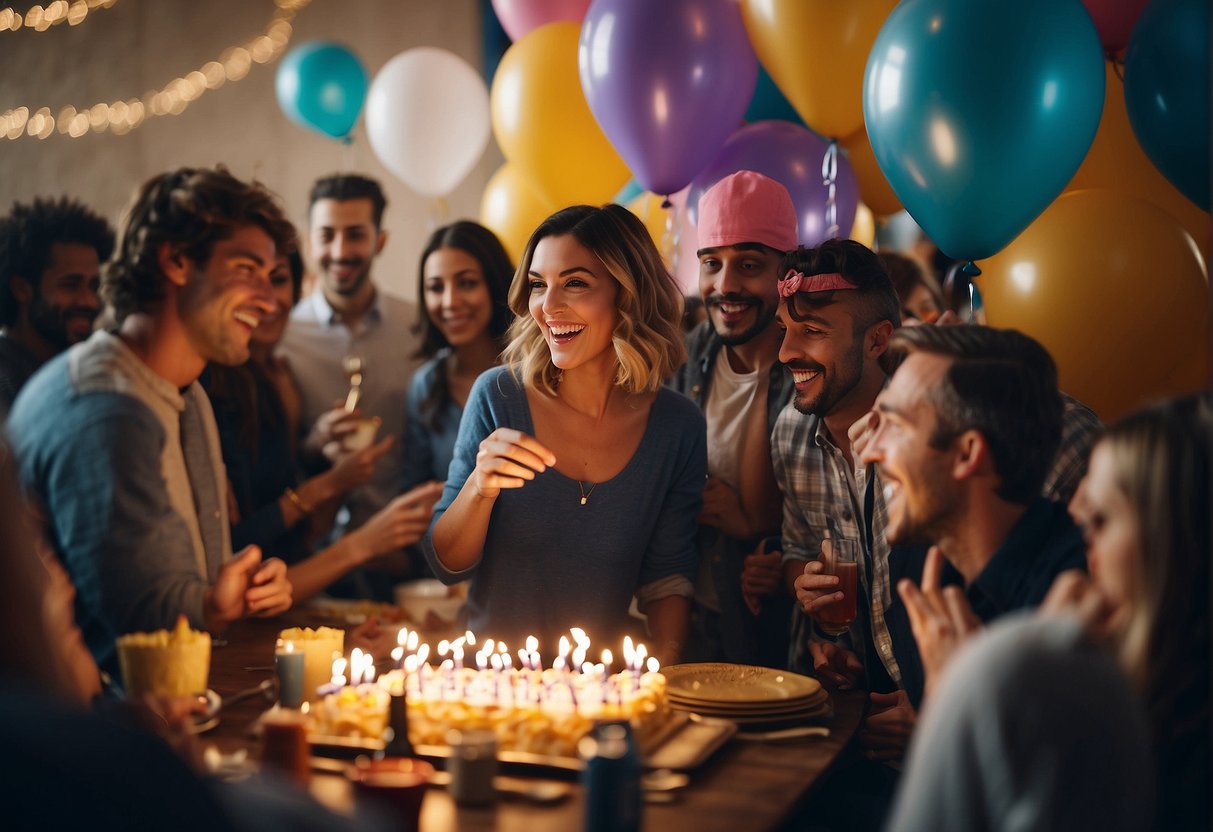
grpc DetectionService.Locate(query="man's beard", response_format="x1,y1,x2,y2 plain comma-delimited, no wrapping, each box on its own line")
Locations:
790,347,864,417
706,293,775,346
29,295,96,351
324,259,371,297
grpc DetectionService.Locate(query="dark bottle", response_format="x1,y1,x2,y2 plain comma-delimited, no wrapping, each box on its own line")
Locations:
384,692,416,757
580,721,642,832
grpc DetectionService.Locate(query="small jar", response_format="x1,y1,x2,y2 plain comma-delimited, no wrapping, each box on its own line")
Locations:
445,728,498,805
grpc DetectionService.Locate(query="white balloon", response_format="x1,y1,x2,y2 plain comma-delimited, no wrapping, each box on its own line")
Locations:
366,48,491,198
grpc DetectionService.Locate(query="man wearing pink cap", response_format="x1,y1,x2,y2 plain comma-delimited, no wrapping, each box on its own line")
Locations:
670,170,797,666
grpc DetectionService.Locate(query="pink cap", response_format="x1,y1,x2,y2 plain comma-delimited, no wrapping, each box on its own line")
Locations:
696,170,798,252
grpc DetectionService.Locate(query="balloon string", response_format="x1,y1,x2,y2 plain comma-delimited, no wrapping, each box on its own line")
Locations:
1111,56,1125,82
427,197,450,231
822,140,839,239
663,200,680,276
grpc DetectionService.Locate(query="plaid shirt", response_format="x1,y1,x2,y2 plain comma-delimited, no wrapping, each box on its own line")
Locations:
771,403,903,685
1045,393,1102,504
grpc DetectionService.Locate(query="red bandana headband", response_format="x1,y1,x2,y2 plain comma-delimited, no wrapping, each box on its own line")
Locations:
778,270,856,298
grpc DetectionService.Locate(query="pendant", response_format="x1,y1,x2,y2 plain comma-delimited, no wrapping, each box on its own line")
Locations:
580,496,588,506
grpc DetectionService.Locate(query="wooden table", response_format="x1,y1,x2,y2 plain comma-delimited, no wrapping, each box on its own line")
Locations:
206,612,866,832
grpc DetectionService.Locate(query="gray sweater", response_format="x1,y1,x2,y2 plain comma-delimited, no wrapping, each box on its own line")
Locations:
8,331,230,669
422,366,705,651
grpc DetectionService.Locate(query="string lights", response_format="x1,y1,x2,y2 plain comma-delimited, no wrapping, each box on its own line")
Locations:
1,0,311,140
0,0,117,33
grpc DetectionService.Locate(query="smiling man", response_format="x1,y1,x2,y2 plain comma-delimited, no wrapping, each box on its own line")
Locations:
0,197,114,416
669,170,796,666
279,174,424,600
7,167,295,672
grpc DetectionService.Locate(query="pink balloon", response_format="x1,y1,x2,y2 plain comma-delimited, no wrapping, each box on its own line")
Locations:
1082,0,1150,52
491,0,592,42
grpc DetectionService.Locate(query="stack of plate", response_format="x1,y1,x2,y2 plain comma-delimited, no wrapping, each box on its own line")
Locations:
662,663,830,726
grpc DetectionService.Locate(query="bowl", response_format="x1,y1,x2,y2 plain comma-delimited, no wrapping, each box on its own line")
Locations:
394,579,465,626
347,757,433,830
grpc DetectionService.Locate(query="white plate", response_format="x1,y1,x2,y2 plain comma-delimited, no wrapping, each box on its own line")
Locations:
190,689,221,734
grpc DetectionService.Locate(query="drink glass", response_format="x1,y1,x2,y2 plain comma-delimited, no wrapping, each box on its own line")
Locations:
817,538,859,636
261,708,311,787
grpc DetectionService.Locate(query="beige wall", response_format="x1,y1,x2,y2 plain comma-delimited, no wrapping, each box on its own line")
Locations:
0,0,502,301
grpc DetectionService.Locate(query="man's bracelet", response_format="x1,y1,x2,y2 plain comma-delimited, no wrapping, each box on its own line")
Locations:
284,487,314,515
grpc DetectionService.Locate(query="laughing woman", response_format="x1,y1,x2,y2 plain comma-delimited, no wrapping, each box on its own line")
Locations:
422,205,705,661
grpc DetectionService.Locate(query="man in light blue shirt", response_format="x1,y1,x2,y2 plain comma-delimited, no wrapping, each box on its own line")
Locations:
280,174,427,599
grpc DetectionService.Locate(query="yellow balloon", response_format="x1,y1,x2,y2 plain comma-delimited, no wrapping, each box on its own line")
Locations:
977,189,1209,421
851,203,875,248
479,163,556,265
490,22,631,209
1065,60,1210,268
741,0,899,139
841,127,903,217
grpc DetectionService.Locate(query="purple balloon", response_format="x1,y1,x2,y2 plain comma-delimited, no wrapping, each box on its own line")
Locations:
687,121,858,247
579,0,758,196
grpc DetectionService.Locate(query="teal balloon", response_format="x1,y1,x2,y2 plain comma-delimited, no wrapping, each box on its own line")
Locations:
612,179,646,205
744,67,804,126
1124,0,1210,211
863,0,1105,261
276,42,368,140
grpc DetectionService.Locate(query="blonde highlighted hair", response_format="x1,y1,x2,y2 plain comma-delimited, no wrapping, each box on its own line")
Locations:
502,204,686,396
1100,394,1210,749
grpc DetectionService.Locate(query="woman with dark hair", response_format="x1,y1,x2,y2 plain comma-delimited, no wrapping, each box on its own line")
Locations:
423,205,705,660
206,249,439,602
401,221,513,493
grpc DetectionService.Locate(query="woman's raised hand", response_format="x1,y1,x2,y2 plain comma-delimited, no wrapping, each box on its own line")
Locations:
472,428,556,500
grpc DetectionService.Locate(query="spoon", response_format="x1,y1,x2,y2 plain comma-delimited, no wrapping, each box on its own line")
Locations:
204,679,277,714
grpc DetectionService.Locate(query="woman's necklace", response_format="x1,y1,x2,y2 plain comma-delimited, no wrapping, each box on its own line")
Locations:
576,479,598,506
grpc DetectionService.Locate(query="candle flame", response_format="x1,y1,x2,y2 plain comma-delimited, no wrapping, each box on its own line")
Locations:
437,639,450,655
404,655,419,673
396,627,409,646
602,648,613,667
391,646,403,662
558,636,571,656
526,635,539,653
465,630,476,646
416,644,430,664
647,656,660,673
406,630,419,651
570,627,588,645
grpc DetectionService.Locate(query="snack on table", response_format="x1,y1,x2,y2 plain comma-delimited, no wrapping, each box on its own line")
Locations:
117,615,210,698
279,626,344,702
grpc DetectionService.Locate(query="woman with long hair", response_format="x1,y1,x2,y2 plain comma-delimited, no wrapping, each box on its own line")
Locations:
422,205,705,661
889,393,1210,831
401,221,513,493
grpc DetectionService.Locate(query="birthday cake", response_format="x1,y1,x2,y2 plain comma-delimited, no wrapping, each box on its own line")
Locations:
308,634,671,758
116,615,210,698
